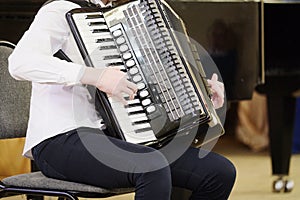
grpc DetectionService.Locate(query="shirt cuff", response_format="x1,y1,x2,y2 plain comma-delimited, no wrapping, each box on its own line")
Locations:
63,63,86,86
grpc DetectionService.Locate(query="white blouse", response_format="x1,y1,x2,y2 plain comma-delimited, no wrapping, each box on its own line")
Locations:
8,0,107,159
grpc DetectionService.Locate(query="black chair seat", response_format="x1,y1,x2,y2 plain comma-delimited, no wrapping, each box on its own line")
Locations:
1,171,134,199
2,171,134,194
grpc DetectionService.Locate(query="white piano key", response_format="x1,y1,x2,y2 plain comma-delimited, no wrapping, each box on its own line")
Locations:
85,18,106,23
122,130,157,144
129,113,147,120
89,49,119,58
97,41,116,47
77,23,108,30
109,98,156,143
109,103,135,132
89,49,120,58
128,98,141,104
133,122,151,130
131,116,148,123
92,57,123,64
73,12,104,20
127,106,144,113
80,32,112,39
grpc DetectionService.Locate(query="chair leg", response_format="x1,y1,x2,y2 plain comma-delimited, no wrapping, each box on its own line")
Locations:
27,195,43,200
57,196,79,200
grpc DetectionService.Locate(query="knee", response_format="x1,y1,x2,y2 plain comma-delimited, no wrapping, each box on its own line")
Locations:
220,158,236,186
211,156,236,198
201,154,236,199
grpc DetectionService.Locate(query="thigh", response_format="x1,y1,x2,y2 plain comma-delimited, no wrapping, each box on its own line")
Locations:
33,127,165,189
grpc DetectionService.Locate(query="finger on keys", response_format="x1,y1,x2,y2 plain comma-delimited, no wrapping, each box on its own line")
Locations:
127,81,138,93
111,66,122,70
211,73,218,82
122,86,135,99
115,93,128,105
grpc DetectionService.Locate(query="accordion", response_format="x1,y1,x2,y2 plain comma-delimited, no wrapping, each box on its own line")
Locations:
66,0,224,148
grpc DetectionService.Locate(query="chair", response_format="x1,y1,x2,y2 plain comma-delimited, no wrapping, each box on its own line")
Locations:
0,40,134,200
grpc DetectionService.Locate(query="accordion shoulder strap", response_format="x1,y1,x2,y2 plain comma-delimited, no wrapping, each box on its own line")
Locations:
42,0,97,60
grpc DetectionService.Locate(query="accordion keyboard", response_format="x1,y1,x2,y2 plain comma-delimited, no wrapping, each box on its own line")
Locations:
72,11,157,143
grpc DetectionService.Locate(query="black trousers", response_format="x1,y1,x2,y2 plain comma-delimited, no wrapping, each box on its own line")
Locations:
32,127,236,200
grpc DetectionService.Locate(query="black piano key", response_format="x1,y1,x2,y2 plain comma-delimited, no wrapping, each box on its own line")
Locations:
99,45,117,50
92,29,110,33
132,119,150,125
125,102,141,108
96,38,114,43
88,21,106,26
103,55,121,60
135,127,153,134
85,14,103,19
106,62,124,67
128,110,146,115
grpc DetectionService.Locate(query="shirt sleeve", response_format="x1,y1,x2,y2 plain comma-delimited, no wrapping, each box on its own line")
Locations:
8,1,86,85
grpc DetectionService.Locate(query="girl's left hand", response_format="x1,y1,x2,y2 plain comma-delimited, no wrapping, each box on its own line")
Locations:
207,73,225,109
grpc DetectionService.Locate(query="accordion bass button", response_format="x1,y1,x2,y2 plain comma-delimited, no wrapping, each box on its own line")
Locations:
119,44,129,53
142,99,151,106
133,75,142,82
129,67,139,75
123,52,132,60
139,90,149,98
112,29,122,37
137,82,146,90
126,59,135,67
116,36,126,45
146,105,156,113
